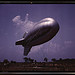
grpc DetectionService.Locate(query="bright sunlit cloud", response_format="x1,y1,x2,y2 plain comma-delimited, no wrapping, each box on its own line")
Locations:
12,14,34,33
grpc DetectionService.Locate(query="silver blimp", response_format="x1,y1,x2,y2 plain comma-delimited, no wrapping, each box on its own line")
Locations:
15,18,60,56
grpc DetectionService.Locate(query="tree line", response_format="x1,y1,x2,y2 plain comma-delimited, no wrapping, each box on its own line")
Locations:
0,57,75,64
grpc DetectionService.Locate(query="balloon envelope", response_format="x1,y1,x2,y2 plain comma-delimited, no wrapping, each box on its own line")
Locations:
15,18,60,56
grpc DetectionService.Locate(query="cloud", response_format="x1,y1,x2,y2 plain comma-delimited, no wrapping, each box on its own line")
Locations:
12,16,23,25
64,40,72,45
29,40,74,61
12,14,35,37
61,40,73,49
31,44,44,53
12,16,20,22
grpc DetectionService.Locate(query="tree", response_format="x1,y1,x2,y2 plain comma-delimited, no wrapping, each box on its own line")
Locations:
11,60,16,63
59,58,62,61
3,59,9,66
34,60,37,63
28,58,34,63
3,59,9,64
51,58,56,62
24,57,28,62
24,57,34,63
44,57,48,62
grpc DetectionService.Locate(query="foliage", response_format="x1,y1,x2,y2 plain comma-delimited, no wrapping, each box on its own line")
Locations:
3,59,9,63
44,57,48,62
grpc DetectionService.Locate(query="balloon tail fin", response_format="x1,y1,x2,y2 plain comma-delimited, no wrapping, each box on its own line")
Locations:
24,46,32,56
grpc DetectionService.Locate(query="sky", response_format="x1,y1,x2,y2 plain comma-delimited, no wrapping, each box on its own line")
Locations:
0,4,75,62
